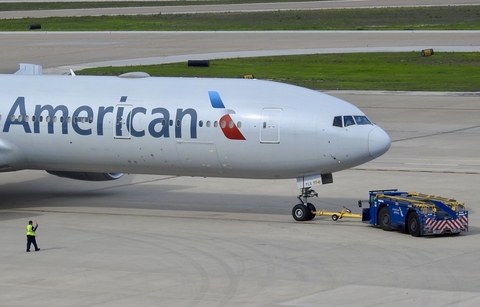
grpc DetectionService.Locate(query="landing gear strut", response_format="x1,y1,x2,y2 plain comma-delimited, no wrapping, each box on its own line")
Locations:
292,187,318,221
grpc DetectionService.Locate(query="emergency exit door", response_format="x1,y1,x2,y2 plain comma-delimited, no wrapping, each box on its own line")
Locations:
260,108,282,144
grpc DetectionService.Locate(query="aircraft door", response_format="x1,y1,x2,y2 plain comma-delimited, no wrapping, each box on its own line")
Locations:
260,108,282,144
113,104,132,139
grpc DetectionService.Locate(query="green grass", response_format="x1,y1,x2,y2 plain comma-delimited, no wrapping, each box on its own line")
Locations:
0,0,319,11
77,52,480,92
1,6,479,31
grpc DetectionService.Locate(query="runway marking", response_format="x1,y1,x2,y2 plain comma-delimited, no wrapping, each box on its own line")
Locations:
406,163,458,166
391,124,480,142
352,168,480,175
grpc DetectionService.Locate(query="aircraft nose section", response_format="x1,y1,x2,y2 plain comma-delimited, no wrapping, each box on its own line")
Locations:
368,126,391,159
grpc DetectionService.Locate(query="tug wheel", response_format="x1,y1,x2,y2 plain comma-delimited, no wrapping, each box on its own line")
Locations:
408,212,421,237
379,207,392,231
332,214,339,221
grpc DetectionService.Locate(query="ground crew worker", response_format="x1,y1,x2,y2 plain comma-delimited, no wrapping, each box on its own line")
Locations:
26,220,40,252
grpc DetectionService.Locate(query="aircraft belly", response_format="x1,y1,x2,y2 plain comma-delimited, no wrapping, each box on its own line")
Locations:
0,138,28,171
176,141,223,175
214,138,329,179
21,134,174,173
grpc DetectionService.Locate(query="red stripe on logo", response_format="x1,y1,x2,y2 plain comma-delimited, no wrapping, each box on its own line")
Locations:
220,114,246,140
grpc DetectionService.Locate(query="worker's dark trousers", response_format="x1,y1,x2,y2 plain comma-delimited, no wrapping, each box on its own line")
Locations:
26,235,39,251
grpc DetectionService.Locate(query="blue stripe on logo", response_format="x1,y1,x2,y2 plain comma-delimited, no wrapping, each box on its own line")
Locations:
208,91,225,109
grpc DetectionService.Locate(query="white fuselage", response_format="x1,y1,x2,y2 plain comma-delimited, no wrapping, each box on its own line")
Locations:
0,74,390,180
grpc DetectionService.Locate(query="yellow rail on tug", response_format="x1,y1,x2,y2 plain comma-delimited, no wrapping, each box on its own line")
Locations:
314,207,362,221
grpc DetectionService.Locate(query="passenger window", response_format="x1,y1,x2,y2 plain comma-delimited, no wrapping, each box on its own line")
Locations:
344,116,355,127
333,116,342,127
354,116,372,125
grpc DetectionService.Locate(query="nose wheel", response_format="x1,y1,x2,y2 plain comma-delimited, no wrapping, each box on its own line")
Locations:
292,188,318,221
292,203,317,221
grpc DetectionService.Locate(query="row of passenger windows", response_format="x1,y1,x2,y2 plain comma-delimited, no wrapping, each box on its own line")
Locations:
1,114,242,129
332,115,372,128
199,120,242,129
5,115,93,124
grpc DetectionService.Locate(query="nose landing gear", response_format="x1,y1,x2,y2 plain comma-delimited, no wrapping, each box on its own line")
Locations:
292,187,318,221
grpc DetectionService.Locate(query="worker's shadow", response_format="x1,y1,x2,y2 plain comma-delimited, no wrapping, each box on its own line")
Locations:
33,247,64,252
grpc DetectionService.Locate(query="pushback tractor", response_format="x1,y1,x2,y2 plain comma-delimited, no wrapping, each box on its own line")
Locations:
360,190,468,236
310,189,468,237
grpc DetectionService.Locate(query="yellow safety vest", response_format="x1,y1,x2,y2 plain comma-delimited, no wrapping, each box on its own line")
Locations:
26,224,36,236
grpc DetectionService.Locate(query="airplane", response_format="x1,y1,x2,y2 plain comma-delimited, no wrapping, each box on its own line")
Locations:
1,63,390,221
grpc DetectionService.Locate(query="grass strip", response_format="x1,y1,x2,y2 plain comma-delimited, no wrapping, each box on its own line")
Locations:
77,52,480,92
1,6,479,31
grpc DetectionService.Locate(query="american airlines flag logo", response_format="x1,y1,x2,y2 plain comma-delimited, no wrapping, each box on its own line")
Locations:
208,91,246,140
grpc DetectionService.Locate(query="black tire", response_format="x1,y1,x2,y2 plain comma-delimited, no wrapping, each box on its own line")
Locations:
408,212,421,237
306,203,316,221
332,214,339,221
378,207,392,231
292,204,307,221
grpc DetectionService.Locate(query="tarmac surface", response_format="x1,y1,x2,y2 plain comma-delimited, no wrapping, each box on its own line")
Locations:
1,30,480,75
1,0,479,18
1,1,480,306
